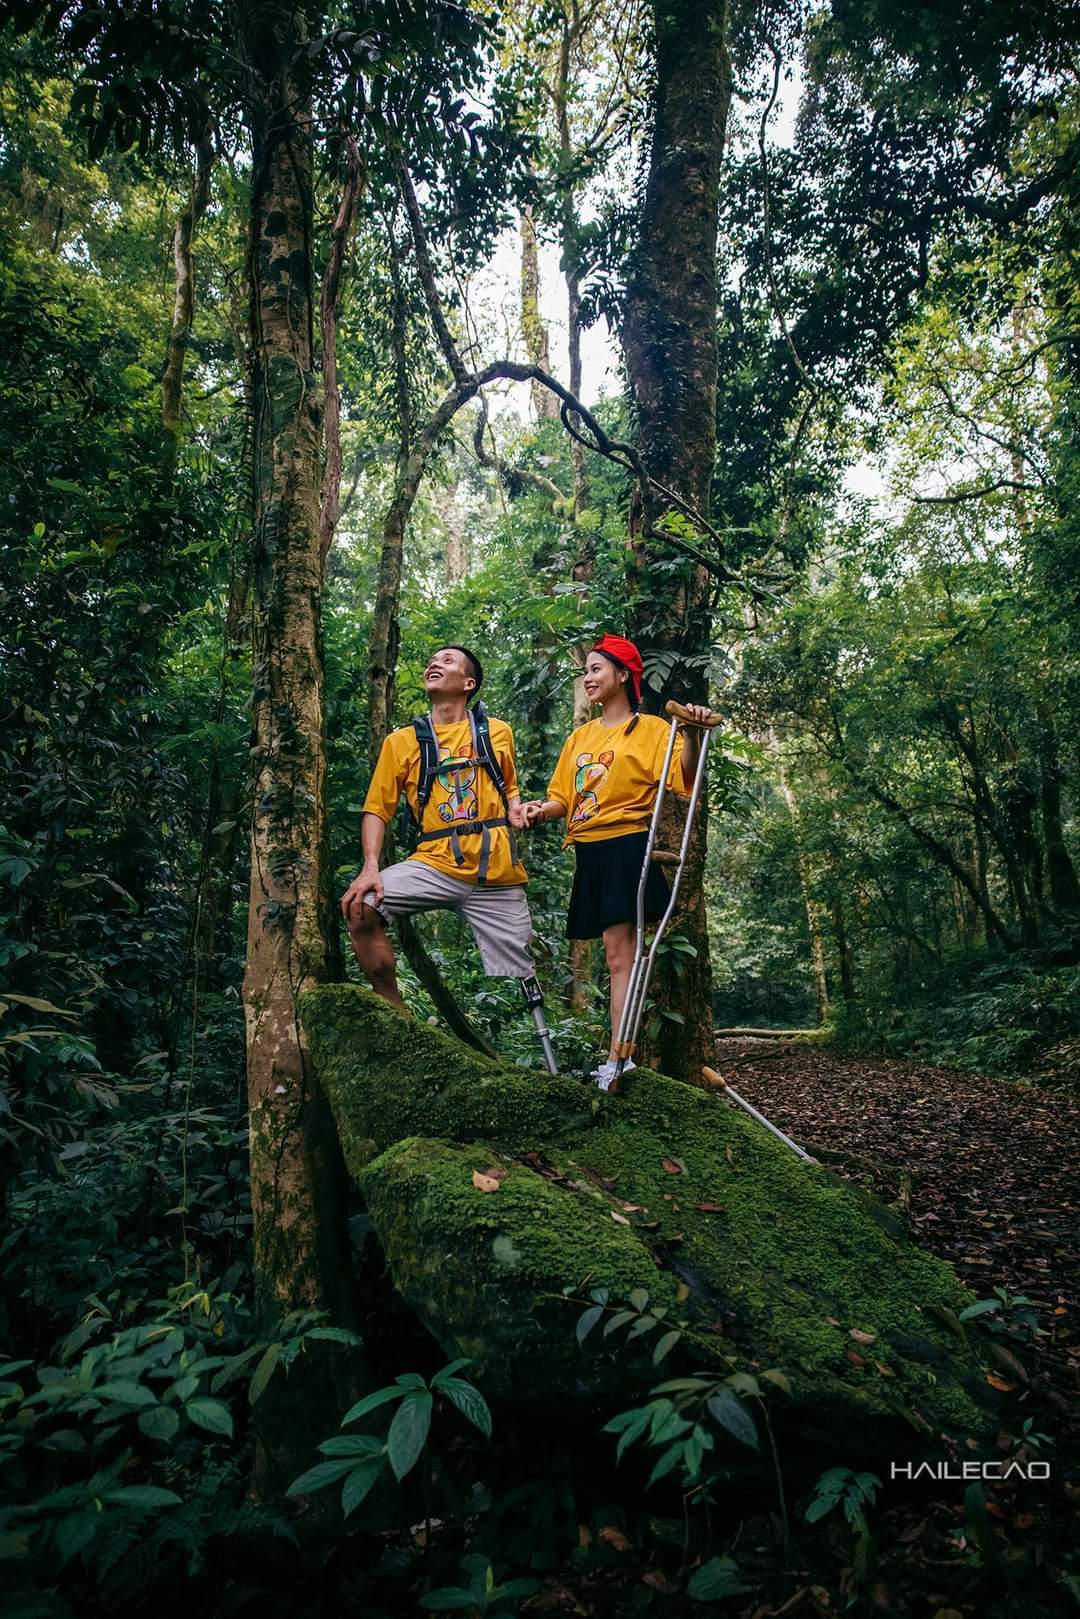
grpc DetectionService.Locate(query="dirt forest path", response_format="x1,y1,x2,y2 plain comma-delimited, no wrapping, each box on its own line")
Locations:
712,1037,1080,1612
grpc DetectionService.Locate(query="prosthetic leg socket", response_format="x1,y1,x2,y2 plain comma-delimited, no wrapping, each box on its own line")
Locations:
519,975,558,1074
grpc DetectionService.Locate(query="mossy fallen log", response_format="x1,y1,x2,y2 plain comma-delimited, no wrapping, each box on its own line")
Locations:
301,985,996,1442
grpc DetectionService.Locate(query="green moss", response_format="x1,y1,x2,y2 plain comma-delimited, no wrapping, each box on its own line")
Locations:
301,983,599,1173
302,985,996,1438
360,1137,714,1401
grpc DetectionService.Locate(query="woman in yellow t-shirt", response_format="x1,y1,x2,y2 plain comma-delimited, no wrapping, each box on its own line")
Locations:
522,634,715,1083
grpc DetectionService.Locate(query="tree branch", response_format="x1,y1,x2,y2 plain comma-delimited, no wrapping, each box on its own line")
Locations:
911,478,1039,506
397,156,469,388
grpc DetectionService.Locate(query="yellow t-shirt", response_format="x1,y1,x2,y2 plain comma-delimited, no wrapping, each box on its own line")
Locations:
363,716,527,886
546,714,685,844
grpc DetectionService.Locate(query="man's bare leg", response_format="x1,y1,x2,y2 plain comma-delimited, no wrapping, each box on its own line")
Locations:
346,903,404,1007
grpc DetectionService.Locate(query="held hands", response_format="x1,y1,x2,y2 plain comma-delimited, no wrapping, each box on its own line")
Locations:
507,798,529,831
340,863,382,924
521,799,548,828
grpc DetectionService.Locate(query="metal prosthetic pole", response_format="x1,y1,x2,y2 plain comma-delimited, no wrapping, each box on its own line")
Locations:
601,701,724,1094
519,975,558,1074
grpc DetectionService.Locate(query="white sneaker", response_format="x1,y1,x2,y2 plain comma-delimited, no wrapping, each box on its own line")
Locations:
591,1058,635,1092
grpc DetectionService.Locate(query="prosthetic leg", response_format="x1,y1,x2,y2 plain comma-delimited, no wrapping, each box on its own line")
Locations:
519,975,558,1074
603,701,721,1094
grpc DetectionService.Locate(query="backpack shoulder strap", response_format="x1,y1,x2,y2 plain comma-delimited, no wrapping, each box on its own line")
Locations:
469,702,509,808
412,714,440,822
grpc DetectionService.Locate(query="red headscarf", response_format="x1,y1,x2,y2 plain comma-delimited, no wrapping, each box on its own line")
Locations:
591,633,644,705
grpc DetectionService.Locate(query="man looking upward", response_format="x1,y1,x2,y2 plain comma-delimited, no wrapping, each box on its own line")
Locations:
340,647,547,1054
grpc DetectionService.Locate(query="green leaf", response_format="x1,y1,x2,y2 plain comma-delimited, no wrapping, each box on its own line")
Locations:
603,1311,637,1337
42,1429,87,1453
438,1377,492,1440
576,1306,604,1344
653,1329,682,1365
138,1406,180,1442
650,1409,693,1446
387,1390,433,1481
431,1358,473,1384
319,1434,384,1458
306,1326,363,1346
687,1555,742,1600
93,1380,156,1407
647,1441,687,1488
54,1512,97,1567
706,1391,759,1451
627,1314,659,1339
394,1372,428,1391
102,1486,182,1509
341,1384,407,1425
287,1458,357,1497
248,1343,280,1404
341,1460,384,1517
629,1288,649,1312
614,1405,652,1461
958,1298,1000,1320
184,1397,233,1437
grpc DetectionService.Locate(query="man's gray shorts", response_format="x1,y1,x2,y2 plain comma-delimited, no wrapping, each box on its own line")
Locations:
364,859,535,978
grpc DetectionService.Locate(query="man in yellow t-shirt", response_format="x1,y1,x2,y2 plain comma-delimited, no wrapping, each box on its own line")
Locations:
339,645,536,1008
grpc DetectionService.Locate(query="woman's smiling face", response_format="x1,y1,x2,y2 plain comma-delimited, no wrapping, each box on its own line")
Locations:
583,651,627,706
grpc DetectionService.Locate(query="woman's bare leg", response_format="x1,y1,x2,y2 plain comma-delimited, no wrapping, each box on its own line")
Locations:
602,921,637,1060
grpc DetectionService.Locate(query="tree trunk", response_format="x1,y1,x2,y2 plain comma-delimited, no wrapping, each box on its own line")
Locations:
161,126,213,460
831,898,855,1004
520,205,559,421
318,133,364,573
1038,710,1080,914
623,0,732,1081
774,755,831,1025
240,5,362,1501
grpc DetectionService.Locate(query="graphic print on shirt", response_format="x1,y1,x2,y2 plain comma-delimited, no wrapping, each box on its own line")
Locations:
571,749,615,824
435,745,478,823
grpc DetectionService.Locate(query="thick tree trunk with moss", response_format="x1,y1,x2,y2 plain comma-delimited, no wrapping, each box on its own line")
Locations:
623,0,732,1080
240,5,361,1501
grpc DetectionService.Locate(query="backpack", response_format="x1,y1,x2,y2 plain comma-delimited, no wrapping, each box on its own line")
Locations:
408,701,519,883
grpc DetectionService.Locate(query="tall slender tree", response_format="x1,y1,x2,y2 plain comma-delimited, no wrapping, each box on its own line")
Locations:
623,0,732,1080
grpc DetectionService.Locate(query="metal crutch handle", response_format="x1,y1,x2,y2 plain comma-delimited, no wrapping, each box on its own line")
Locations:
663,700,725,730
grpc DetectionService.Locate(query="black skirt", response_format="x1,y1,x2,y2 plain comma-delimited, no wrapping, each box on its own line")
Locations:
565,830,672,940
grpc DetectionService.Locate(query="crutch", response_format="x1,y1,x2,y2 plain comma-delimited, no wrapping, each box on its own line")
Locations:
701,1065,817,1163
599,706,816,1163
602,700,722,1094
